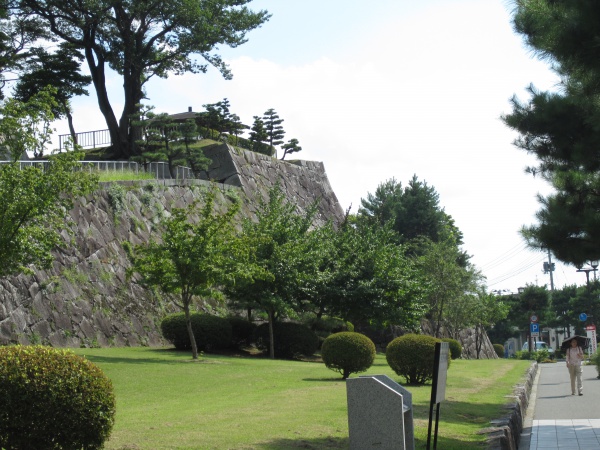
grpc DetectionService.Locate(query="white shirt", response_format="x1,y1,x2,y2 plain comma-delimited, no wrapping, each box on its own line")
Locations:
566,346,584,367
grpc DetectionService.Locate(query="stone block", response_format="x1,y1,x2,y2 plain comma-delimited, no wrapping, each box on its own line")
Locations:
346,374,415,450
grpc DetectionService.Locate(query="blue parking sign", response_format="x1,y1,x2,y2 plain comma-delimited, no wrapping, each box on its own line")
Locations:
530,323,539,334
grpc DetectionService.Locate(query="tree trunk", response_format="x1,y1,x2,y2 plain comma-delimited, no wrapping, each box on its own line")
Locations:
475,324,482,360
83,46,126,158
66,109,77,146
268,309,275,359
183,301,199,360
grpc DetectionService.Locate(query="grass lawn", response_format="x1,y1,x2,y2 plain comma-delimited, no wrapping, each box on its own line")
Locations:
71,347,531,450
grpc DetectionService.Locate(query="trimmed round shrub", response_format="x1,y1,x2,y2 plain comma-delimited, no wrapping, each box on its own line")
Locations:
161,312,232,352
254,322,319,359
227,316,256,347
0,345,115,450
321,332,376,379
441,338,462,359
386,334,442,385
493,344,505,358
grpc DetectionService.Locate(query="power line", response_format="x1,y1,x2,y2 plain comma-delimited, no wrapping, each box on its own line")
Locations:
486,255,546,287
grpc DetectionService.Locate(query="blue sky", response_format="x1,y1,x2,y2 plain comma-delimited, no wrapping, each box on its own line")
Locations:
54,0,586,293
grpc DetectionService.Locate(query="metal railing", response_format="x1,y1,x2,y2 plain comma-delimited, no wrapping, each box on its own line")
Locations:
58,129,112,150
0,160,195,180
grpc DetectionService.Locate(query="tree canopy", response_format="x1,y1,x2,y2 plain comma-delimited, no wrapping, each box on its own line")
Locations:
504,0,600,265
0,89,98,277
13,0,270,158
126,186,246,359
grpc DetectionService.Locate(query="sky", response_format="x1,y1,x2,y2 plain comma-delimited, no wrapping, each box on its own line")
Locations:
47,0,591,294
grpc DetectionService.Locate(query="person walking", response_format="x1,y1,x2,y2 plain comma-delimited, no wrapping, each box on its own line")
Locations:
566,337,585,396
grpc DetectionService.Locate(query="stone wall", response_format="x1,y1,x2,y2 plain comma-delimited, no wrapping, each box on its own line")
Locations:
0,145,498,357
0,145,345,347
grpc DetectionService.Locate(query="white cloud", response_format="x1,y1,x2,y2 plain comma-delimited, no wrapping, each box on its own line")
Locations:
54,0,575,292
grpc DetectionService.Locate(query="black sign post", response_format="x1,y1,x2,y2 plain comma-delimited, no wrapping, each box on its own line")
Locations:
427,342,449,450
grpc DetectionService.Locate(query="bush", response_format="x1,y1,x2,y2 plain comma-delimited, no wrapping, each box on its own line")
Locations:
0,345,115,450
441,338,462,359
321,332,376,379
493,344,505,358
254,322,320,359
590,348,600,376
386,334,443,385
227,316,256,347
161,312,232,352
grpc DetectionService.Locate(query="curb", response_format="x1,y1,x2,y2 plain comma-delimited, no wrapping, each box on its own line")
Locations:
480,361,538,450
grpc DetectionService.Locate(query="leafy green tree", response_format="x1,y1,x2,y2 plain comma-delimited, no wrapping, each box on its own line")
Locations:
471,291,509,359
17,0,270,158
248,115,270,155
227,113,247,145
146,112,184,178
262,108,285,156
0,90,98,276
503,0,600,265
0,86,55,160
0,150,98,277
281,138,302,160
413,234,481,338
225,185,320,359
199,98,230,140
309,217,427,330
179,119,210,176
126,187,245,359
0,7,48,99
131,105,166,170
359,176,465,254
12,44,91,144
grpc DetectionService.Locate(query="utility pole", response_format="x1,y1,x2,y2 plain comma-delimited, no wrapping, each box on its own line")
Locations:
543,249,555,292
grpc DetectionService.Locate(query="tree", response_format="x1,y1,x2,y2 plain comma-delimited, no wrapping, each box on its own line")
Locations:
308,216,427,330
0,6,48,98
359,175,464,247
471,291,509,359
145,112,184,178
179,119,210,176
503,0,600,265
0,85,55,160
281,138,302,160
16,0,270,158
12,44,91,144
413,234,481,338
199,98,231,140
0,150,98,277
0,90,98,276
262,108,285,156
225,185,319,359
126,187,244,359
248,115,270,155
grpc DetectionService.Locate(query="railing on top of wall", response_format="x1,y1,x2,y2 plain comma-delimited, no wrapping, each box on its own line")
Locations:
0,160,196,180
58,130,112,151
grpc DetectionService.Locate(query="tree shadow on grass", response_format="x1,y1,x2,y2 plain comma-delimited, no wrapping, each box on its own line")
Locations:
256,434,485,449
254,436,348,449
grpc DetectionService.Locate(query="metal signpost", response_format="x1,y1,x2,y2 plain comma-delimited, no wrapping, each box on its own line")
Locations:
427,342,449,450
529,314,538,354
586,324,597,356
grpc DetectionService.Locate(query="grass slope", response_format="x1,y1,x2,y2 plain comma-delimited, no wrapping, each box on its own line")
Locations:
72,348,530,450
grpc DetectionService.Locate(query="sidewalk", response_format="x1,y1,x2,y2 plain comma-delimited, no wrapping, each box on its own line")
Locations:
520,362,600,449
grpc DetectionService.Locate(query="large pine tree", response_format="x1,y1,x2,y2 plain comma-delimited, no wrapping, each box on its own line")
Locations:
503,0,600,265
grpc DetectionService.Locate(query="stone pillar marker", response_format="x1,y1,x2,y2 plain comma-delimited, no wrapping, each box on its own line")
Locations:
346,374,415,450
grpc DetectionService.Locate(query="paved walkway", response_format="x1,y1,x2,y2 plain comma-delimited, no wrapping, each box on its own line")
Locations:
521,362,600,449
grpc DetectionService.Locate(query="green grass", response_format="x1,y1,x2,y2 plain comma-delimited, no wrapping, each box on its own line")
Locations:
71,348,530,450
98,169,155,182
